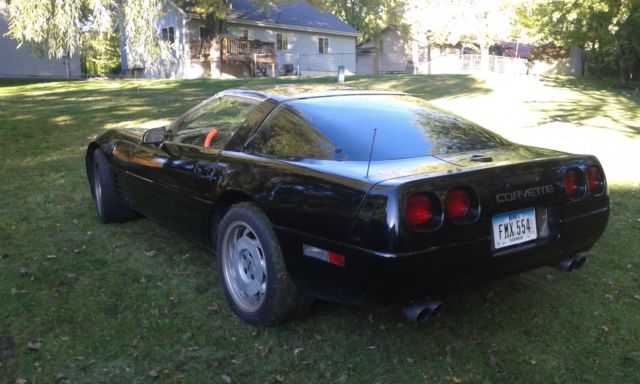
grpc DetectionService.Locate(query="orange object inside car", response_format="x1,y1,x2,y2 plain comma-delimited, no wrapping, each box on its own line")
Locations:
204,128,219,148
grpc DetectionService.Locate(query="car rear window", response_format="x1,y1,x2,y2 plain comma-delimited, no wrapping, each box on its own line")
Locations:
246,95,510,161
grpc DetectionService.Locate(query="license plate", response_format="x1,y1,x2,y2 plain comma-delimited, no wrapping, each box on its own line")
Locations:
492,208,537,249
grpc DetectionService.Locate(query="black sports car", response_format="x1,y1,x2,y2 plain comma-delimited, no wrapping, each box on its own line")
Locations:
86,85,609,325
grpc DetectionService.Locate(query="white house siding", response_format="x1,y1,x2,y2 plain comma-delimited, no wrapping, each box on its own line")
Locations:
0,1,81,78
145,6,195,78
379,29,410,73
151,3,358,79
356,53,375,75
356,27,411,75
226,23,356,76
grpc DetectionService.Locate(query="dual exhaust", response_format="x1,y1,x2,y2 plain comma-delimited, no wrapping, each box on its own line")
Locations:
401,255,586,323
553,255,587,272
401,299,443,323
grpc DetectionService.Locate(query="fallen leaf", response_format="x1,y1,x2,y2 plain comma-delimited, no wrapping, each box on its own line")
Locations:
19,268,28,275
633,295,640,301
275,375,285,382
294,347,303,356
221,374,232,384
601,325,610,332
27,341,41,351
406,357,415,364
530,360,537,365
148,369,160,379
488,355,497,369
368,314,374,323
208,303,220,314
260,346,272,357
46,255,57,259
15,379,27,384
605,294,614,301
314,334,322,341
54,373,67,382
144,250,156,257
452,376,463,383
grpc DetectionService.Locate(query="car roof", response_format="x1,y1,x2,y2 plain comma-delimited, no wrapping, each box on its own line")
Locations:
219,84,405,103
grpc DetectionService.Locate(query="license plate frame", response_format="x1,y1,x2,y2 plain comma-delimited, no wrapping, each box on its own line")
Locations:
492,207,538,250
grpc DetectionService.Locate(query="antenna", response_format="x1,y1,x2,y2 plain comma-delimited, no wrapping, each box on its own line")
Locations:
365,128,378,179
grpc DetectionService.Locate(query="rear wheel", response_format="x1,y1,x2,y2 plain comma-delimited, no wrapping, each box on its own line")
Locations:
91,149,136,223
217,202,313,326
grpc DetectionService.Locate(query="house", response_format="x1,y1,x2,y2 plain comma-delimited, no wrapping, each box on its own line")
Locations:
0,0,81,79
128,0,360,79
356,26,412,75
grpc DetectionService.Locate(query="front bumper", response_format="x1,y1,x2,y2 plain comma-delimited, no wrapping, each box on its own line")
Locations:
276,206,609,308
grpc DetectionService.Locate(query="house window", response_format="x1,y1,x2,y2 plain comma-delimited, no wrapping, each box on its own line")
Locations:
277,33,289,51
199,26,210,40
318,37,329,54
162,27,175,44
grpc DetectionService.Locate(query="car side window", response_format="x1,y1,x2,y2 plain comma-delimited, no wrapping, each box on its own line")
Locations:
171,96,258,149
246,105,337,160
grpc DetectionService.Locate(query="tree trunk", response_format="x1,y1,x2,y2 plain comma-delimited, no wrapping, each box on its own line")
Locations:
65,56,71,79
116,0,128,74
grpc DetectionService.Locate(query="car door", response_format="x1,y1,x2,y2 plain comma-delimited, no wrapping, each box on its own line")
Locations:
125,95,261,242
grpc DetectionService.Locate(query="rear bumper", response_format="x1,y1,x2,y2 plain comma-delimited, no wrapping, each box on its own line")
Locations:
277,206,609,308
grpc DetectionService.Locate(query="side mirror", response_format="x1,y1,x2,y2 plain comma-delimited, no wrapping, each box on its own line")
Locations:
141,126,166,145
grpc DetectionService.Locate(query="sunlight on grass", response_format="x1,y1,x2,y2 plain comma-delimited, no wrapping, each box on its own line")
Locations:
427,74,640,184
1,75,639,383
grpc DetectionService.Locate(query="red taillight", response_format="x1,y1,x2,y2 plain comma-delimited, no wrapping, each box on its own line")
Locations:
407,194,433,227
587,165,604,194
327,252,345,267
564,170,578,198
446,189,470,220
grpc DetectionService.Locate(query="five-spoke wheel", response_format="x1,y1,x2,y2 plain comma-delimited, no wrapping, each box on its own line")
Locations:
216,202,313,326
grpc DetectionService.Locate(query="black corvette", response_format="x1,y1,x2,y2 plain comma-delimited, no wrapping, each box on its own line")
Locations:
86,85,609,325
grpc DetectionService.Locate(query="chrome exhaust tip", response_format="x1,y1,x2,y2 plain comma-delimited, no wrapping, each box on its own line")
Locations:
553,255,587,272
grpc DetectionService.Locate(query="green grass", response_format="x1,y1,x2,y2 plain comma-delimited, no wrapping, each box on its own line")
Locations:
1,75,639,383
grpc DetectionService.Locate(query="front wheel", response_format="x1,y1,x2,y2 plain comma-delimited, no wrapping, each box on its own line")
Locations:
91,149,136,223
216,202,312,326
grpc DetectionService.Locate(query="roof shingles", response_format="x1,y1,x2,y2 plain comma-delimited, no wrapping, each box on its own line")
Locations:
181,0,359,35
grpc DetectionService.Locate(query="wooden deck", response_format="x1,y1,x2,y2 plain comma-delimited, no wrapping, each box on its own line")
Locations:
189,35,276,77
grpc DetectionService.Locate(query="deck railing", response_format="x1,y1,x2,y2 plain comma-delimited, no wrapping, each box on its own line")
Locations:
189,35,275,60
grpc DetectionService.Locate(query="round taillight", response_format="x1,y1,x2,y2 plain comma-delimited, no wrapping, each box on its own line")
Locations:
407,194,433,227
587,165,604,195
446,189,470,220
564,169,579,198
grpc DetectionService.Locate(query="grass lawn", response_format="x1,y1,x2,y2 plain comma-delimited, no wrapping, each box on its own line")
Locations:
1,74,639,383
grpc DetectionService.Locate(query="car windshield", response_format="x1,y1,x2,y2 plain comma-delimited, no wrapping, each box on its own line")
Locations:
275,95,511,161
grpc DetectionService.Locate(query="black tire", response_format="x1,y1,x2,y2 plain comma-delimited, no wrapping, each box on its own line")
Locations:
90,149,136,223
216,202,313,326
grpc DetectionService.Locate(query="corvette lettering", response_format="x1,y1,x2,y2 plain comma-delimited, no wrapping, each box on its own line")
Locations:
496,185,554,203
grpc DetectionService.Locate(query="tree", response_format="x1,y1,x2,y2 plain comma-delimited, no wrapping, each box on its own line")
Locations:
517,0,640,84
313,0,407,43
80,26,121,76
403,0,521,68
5,0,276,74
6,0,173,73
